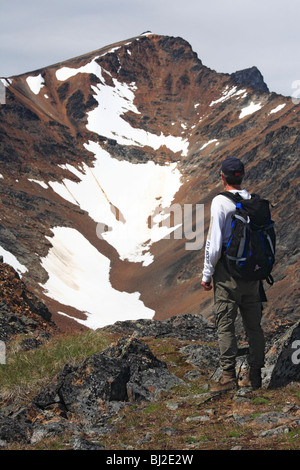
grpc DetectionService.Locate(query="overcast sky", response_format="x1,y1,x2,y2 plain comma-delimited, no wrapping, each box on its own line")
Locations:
0,0,299,97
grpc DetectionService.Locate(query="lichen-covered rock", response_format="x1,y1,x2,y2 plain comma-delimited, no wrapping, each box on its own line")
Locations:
263,320,300,388
32,336,183,426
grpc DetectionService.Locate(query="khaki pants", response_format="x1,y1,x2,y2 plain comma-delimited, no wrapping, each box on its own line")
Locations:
213,256,265,372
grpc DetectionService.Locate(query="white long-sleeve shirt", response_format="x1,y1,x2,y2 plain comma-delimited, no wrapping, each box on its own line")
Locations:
202,189,251,283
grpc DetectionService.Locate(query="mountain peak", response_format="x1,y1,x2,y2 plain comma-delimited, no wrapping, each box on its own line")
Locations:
231,66,269,93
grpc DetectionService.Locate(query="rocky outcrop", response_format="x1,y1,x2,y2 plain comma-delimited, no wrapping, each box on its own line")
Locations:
0,335,184,445
104,312,216,342
32,335,184,425
263,320,300,389
231,66,269,93
105,313,300,390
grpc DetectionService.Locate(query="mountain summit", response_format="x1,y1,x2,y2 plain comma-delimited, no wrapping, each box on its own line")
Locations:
0,33,299,334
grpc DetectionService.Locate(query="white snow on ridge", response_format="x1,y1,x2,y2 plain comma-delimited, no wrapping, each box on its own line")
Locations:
269,103,286,114
40,227,154,330
49,141,183,266
56,57,104,82
26,74,45,95
55,57,189,156
239,101,262,119
210,86,247,107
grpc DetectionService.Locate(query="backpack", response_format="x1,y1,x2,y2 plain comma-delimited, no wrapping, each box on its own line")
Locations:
220,191,276,285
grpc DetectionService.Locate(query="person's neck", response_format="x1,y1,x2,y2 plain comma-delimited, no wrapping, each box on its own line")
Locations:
225,184,242,191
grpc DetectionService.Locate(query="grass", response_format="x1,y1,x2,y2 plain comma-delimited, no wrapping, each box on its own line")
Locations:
0,329,116,405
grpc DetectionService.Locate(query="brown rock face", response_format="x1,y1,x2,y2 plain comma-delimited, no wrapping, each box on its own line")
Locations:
0,34,299,334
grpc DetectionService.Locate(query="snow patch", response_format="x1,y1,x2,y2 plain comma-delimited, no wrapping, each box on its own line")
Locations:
0,246,27,275
239,101,262,119
26,74,45,95
269,103,286,114
28,179,48,189
56,57,103,82
200,139,219,150
40,227,154,329
210,86,247,107
87,76,189,155
55,57,189,156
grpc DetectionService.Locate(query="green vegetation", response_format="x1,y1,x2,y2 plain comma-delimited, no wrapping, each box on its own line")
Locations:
0,329,115,404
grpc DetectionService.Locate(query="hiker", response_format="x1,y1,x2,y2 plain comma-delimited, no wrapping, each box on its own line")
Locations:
201,157,266,392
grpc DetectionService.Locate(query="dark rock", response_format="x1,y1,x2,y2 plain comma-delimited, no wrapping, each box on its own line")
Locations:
0,416,32,444
179,343,219,370
33,336,184,425
105,313,216,342
264,320,300,388
30,419,71,444
231,66,269,93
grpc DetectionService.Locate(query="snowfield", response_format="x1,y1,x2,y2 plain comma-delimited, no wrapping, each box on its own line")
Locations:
45,139,182,328
49,141,182,266
40,227,154,329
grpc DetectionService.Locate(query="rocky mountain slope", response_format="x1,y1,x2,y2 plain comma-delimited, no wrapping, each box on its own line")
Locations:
0,33,299,338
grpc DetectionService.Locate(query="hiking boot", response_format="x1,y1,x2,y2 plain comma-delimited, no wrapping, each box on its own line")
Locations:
240,368,262,390
210,369,237,393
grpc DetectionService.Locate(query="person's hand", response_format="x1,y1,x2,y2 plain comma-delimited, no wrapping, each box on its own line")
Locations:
201,280,212,291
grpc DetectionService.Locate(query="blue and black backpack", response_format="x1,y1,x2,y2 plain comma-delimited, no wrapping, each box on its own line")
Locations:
220,191,276,285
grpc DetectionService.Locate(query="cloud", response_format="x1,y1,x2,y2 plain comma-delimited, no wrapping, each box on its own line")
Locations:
0,0,299,96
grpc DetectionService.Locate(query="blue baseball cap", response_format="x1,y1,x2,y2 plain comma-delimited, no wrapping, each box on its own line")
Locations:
221,157,245,177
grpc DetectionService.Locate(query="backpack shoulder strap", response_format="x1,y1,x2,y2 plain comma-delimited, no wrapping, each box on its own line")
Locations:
218,191,243,204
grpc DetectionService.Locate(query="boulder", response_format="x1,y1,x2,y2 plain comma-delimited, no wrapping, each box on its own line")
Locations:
263,320,300,388
32,336,184,426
